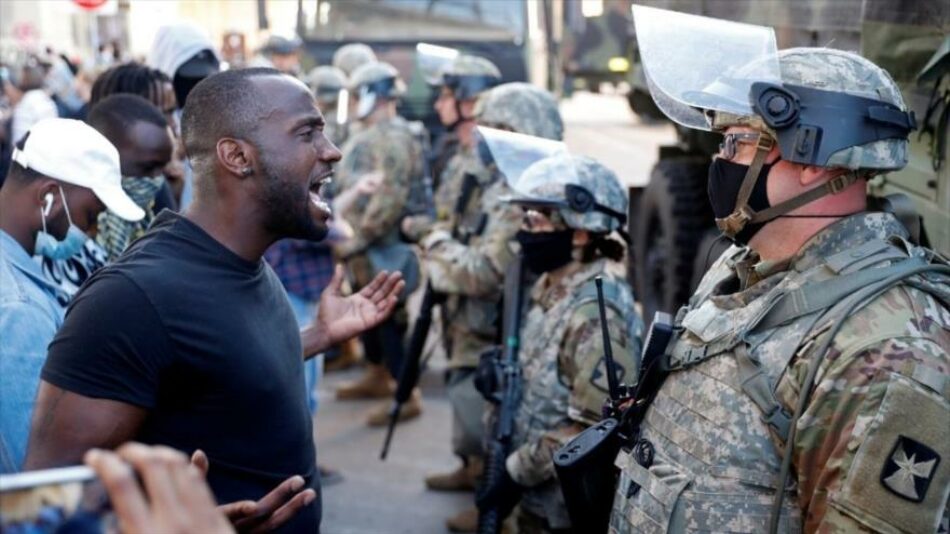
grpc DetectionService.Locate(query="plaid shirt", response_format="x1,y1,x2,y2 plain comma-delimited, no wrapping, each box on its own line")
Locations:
265,239,336,302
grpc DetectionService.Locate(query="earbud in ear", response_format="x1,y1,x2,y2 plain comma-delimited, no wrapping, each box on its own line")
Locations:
42,193,54,217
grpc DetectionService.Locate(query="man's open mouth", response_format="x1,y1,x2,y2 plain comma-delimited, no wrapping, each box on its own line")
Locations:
309,175,333,216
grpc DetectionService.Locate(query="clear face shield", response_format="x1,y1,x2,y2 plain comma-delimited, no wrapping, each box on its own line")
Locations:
631,4,781,131
416,43,459,86
336,88,349,126
473,126,571,193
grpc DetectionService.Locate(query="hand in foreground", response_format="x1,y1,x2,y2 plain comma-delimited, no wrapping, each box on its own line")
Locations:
85,443,234,534
312,264,404,350
190,450,316,533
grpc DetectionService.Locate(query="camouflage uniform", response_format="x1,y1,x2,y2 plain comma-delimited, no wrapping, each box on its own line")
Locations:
512,259,641,530
334,63,423,381
334,114,422,281
610,213,950,533
403,54,502,242
504,153,644,532
423,82,564,460
610,28,950,534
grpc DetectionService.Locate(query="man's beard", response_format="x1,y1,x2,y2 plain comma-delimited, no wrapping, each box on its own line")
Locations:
259,156,329,242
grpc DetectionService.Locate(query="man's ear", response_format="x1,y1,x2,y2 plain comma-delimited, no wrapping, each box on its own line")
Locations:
216,137,258,178
34,179,61,216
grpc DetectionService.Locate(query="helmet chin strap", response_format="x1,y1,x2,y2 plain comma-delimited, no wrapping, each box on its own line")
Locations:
715,133,861,239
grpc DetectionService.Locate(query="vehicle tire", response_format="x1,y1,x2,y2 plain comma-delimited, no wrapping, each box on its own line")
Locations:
627,87,664,123
632,158,714,319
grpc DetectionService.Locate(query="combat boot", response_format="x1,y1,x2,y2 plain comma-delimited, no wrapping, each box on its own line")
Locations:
446,507,478,532
325,337,362,373
335,363,394,400
425,455,482,492
366,388,423,426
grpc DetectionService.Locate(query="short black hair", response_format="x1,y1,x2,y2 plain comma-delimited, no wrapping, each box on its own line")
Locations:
90,62,171,107
86,94,168,148
180,68,280,168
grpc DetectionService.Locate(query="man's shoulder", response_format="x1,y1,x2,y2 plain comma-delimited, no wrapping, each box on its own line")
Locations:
831,280,950,358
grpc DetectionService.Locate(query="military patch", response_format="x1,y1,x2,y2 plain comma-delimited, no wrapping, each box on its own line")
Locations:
591,356,626,392
880,435,941,503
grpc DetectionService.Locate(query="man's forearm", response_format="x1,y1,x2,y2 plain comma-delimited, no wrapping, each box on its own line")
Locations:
300,324,332,360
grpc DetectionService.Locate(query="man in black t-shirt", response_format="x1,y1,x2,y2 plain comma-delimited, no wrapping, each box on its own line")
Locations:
24,68,405,533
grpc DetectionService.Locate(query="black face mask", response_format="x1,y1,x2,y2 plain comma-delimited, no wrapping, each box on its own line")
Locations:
707,158,776,245
516,229,574,274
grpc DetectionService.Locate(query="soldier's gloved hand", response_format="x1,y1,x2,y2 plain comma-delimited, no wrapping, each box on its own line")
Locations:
475,464,523,520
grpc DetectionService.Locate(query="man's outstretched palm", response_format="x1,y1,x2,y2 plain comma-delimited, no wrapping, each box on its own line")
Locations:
315,265,404,349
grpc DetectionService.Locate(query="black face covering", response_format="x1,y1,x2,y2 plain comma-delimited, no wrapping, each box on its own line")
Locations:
707,158,776,245
516,229,574,274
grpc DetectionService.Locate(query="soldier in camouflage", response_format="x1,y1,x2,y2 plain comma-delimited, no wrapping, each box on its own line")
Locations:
305,65,348,147
332,62,426,424
477,153,644,533
403,54,501,240
331,43,377,77
420,82,566,532
610,10,950,533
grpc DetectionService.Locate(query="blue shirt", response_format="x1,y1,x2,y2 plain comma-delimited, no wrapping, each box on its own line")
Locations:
0,230,66,472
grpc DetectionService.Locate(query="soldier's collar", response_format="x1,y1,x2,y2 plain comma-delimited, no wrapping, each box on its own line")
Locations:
789,212,909,273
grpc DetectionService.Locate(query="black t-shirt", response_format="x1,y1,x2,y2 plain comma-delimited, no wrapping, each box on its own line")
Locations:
43,211,319,532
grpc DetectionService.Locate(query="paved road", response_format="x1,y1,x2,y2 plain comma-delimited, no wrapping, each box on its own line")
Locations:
316,92,674,534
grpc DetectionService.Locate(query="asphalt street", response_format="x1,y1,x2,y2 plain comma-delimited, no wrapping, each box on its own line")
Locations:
316,92,673,534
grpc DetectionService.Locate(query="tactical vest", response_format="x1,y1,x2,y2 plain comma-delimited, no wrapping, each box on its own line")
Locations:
517,262,638,528
611,235,950,533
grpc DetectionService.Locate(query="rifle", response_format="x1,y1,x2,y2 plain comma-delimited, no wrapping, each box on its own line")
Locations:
554,286,674,534
477,253,525,534
380,282,436,460
380,171,481,459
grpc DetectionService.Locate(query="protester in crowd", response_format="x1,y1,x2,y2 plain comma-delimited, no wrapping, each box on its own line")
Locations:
148,21,221,209
40,95,173,302
10,60,57,144
0,118,144,473
24,68,404,532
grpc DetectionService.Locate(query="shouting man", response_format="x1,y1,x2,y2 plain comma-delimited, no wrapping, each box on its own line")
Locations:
25,68,404,532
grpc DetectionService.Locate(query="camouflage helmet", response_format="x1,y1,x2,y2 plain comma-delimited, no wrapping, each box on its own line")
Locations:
350,61,405,119
511,154,627,233
306,66,347,106
475,83,564,140
711,47,911,171
442,55,501,100
332,43,377,77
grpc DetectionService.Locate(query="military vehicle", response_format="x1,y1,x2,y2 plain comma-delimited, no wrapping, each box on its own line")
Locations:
625,0,949,319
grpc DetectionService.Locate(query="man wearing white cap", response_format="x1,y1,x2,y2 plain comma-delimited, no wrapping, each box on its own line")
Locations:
0,118,142,473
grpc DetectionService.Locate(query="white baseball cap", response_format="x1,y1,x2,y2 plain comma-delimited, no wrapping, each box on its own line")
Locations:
12,118,145,222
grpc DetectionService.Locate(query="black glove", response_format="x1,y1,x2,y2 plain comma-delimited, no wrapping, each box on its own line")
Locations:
475,464,524,521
